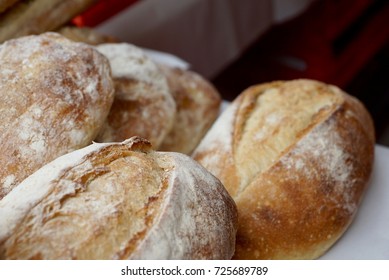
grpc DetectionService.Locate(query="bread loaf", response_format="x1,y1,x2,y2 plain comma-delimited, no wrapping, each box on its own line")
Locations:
0,32,114,200
95,43,176,149
0,0,97,43
192,79,375,259
0,137,237,259
158,65,222,154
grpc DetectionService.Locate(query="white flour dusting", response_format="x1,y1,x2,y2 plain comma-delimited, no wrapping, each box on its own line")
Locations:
281,116,356,214
96,43,170,95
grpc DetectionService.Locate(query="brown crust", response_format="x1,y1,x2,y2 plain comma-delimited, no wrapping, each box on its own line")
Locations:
0,0,98,43
158,65,222,154
0,32,114,200
193,79,375,259
0,137,237,259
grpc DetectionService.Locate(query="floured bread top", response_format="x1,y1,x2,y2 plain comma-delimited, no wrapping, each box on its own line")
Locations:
193,79,375,259
95,43,176,147
96,43,168,89
234,80,343,196
0,137,237,260
0,138,170,259
0,32,114,199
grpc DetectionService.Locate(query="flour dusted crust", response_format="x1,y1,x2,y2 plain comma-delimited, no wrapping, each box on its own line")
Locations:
0,32,114,200
0,137,237,259
158,65,221,154
192,79,375,259
95,43,176,149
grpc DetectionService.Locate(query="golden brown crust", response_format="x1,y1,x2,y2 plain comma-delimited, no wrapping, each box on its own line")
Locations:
193,79,375,259
0,32,114,200
0,137,237,259
0,0,98,43
158,65,222,154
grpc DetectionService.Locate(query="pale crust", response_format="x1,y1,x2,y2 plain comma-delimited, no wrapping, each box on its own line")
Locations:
0,32,115,200
95,43,176,149
192,79,375,259
0,137,237,259
158,65,221,154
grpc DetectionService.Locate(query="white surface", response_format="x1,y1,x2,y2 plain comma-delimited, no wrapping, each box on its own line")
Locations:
320,144,389,259
95,0,314,78
142,48,190,70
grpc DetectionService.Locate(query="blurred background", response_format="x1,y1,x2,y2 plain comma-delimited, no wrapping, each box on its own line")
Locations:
92,0,389,147
1,0,388,146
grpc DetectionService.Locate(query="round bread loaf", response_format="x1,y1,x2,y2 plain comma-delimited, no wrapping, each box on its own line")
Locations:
192,79,375,259
0,137,237,259
95,43,176,149
158,65,221,154
0,32,114,200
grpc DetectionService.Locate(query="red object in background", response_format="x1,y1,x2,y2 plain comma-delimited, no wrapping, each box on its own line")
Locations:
72,0,141,27
265,0,389,88
212,0,389,102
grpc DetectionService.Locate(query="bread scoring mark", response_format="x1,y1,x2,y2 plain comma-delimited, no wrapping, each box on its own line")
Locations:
281,115,356,214
114,172,171,260
234,100,372,259
234,80,340,198
1,139,173,259
130,152,237,259
194,79,374,259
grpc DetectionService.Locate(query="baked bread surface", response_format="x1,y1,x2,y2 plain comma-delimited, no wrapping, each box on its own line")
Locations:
158,65,221,154
0,137,237,259
95,43,176,149
193,79,375,259
0,32,114,200
0,0,97,43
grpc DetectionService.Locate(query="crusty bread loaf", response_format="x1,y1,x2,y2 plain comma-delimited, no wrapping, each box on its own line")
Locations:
192,79,375,259
0,32,114,200
158,65,222,154
0,137,237,260
95,43,176,149
0,0,97,43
